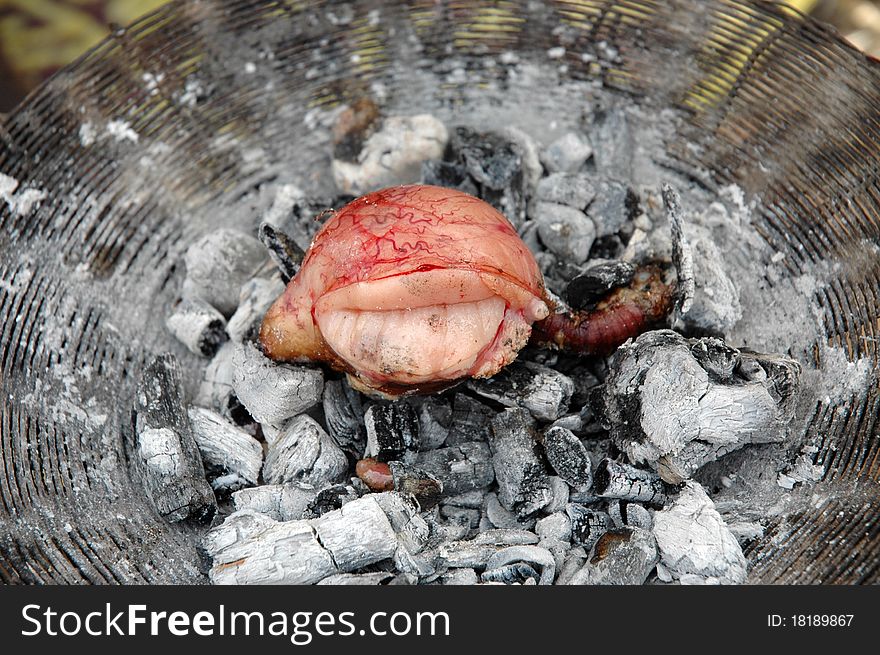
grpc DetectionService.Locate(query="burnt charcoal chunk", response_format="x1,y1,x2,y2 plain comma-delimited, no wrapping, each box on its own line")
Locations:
446,394,494,445
258,222,304,283
587,234,625,260
594,458,671,506
588,179,639,238
564,260,636,310
409,442,494,496
390,462,444,510
421,160,479,197
467,361,573,422
322,379,366,456
541,426,593,488
489,408,552,518
566,504,613,550
302,484,359,519
135,354,217,523
365,402,419,461
481,562,540,585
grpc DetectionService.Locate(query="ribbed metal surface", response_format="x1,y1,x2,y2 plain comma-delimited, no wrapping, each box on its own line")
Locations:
1,0,878,583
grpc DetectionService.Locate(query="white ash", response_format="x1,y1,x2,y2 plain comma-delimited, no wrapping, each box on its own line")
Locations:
566,527,659,585
0,172,46,217
501,126,543,192
139,428,183,477
165,297,228,357
540,131,593,174
332,114,448,195
231,341,323,425
680,225,740,333
622,503,653,531
372,492,430,555
467,360,574,422
106,119,140,144
652,482,747,585
263,415,347,487
533,201,596,264
187,407,262,489
183,229,267,316
226,276,285,342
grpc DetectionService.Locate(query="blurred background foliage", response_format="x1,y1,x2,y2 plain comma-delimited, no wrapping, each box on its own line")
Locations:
0,0,879,113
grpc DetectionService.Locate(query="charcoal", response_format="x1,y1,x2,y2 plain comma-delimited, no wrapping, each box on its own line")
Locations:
602,330,801,483
473,529,539,546
437,541,498,569
408,442,494,496
588,178,638,238
317,572,394,586
226,276,285,343
481,562,540,585
484,545,556,585
205,496,399,583
446,394,494,445
540,537,570,571
183,228,267,317
563,259,635,310
566,505,613,550
231,341,323,425
364,402,419,461
389,462,443,509
681,226,742,333
489,408,552,518
588,104,634,181
566,527,659,585
662,183,695,317
440,505,481,532
540,131,593,173
540,425,592,488
533,201,596,264
468,361,574,422
444,126,530,227
440,568,479,585
652,482,747,584
545,476,570,513
135,354,217,523
165,297,228,357
594,458,672,505
194,341,236,418
187,407,263,490
301,484,359,519
257,222,304,283
442,489,485,509
372,491,430,555
535,512,572,542
556,548,589,585
322,379,366,456
417,397,451,450
232,483,319,521
263,415,347,487
421,160,479,197
502,126,543,192
332,114,448,195
623,503,653,530
484,493,528,530
534,172,596,210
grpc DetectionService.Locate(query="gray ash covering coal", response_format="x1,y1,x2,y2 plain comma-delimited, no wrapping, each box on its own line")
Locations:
148,84,819,586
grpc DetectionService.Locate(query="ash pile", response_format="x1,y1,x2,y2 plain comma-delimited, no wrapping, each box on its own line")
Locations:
140,93,803,586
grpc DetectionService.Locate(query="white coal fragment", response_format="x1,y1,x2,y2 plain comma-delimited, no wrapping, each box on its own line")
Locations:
183,228,267,316
540,131,593,173
681,227,741,333
165,297,228,357
566,504,613,550
535,512,572,542
226,276,285,343
263,415,347,487
332,114,448,195
489,408,553,518
322,379,366,456
187,407,262,489
437,541,498,569
566,527,659,585
653,482,747,584
484,493,526,530
484,545,556,585
622,503,653,530
417,397,451,450
135,354,217,523
440,568,479,585
481,562,540,584
407,442,494,496
232,483,319,521
311,496,400,571
545,476,570,513
468,361,574,422
372,492,430,555
364,402,419,460
602,330,801,483
533,201,596,264
588,103,634,180
502,126,543,192
317,572,394,585
195,341,236,417
534,172,596,210
662,184,695,317
593,458,672,505
473,529,539,546
588,178,637,237
231,341,323,425
446,394,493,445
540,426,592,488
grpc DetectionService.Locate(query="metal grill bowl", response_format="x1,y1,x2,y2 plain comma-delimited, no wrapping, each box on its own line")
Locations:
1,0,878,584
